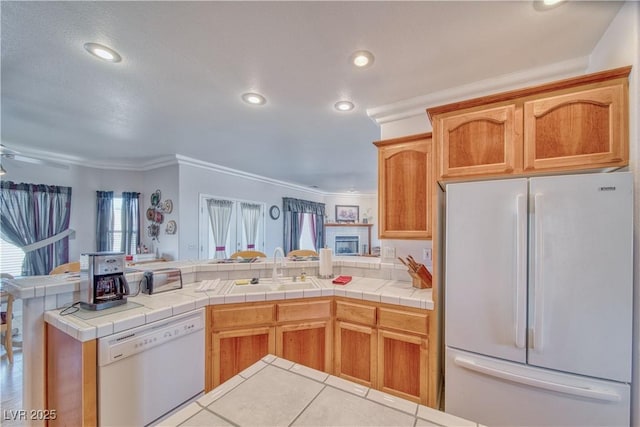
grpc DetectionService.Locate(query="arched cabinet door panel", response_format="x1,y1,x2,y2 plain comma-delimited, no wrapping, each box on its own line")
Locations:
374,133,433,239
434,105,521,179
524,82,628,171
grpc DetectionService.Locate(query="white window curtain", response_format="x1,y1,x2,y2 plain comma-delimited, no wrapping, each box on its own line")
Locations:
207,199,234,259
241,202,261,250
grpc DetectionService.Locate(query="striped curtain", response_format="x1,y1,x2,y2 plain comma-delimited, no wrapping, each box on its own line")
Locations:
96,191,114,252
121,192,140,254
0,181,72,276
282,198,325,254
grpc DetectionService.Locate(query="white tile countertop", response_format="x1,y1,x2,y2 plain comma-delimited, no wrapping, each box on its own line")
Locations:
44,274,433,342
24,258,433,424
4,256,424,300
158,354,481,427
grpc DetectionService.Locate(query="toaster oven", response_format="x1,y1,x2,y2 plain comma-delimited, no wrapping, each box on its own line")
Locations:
141,268,183,295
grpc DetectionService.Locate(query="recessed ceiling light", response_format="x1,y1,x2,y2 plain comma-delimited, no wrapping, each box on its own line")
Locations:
241,92,267,105
350,50,375,68
533,0,567,10
334,100,355,112
84,43,122,63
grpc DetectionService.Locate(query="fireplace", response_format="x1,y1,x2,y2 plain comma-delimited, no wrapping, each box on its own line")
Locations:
335,235,359,256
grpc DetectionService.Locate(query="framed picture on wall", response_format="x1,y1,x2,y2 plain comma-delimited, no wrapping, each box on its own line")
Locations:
335,205,359,223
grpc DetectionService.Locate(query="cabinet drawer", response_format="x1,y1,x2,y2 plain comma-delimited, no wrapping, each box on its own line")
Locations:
336,301,376,326
278,300,331,322
378,307,429,336
212,304,275,329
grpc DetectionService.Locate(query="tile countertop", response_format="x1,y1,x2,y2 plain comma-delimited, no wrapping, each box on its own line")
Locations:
4,256,425,300
44,274,433,342
158,354,480,427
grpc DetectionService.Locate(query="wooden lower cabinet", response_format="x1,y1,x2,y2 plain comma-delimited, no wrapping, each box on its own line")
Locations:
207,298,431,406
334,299,430,405
208,299,333,390
208,303,277,389
276,299,333,372
212,326,276,386
334,321,377,387
276,321,332,372
377,329,428,405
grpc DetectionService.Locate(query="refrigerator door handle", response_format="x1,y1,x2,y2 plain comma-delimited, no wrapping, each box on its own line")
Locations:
531,193,544,351
454,356,622,403
514,194,526,348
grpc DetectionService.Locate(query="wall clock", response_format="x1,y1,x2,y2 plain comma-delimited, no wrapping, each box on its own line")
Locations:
269,205,280,220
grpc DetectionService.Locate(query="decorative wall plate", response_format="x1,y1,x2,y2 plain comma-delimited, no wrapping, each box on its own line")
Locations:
147,223,160,239
150,189,161,206
163,199,173,213
166,220,177,234
146,208,155,221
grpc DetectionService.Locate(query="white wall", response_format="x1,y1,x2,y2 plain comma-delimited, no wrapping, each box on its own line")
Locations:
2,155,377,265
177,161,332,259
141,164,179,260
380,114,431,140
1,159,145,261
588,2,639,424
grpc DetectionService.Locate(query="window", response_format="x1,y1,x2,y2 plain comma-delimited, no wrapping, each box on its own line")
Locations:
298,213,317,251
96,192,140,254
199,195,266,259
110,197,138,254
0,239,25,277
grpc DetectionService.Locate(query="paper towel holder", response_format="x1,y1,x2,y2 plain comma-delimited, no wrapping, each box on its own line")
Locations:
319,247,334,279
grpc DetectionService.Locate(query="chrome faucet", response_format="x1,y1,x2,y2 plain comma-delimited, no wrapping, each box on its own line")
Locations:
272,247,286,283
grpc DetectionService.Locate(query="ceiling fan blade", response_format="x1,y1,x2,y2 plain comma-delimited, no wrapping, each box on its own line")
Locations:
2,153,69,170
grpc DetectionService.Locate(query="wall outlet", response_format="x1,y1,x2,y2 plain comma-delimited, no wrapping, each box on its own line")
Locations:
384,246,396,259
423,248,432,261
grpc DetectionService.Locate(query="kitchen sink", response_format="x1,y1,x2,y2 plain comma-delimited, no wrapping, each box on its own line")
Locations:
226,278,318,294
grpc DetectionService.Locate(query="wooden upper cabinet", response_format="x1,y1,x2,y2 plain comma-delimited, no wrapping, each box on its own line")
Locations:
523,82,628,171
374,133,433,239
435,104,522,178
428,66,631,180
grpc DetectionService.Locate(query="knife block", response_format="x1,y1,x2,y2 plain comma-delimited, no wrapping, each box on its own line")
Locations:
408,270,431,289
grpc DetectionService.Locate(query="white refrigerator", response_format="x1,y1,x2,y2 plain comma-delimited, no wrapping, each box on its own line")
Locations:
444,172,633,426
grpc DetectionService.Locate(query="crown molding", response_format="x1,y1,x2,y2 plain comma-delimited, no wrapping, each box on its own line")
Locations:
174,154,330,195
0,143,378,196
175,155,377,196
366,56,590,125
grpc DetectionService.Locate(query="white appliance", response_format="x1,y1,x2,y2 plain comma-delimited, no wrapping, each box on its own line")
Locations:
444,172,633,426
98,309,205,426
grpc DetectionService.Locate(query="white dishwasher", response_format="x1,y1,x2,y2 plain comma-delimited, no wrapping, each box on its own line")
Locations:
98,308,205,427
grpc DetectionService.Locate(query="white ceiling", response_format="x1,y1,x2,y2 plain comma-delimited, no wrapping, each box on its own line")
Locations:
0,1,624,193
